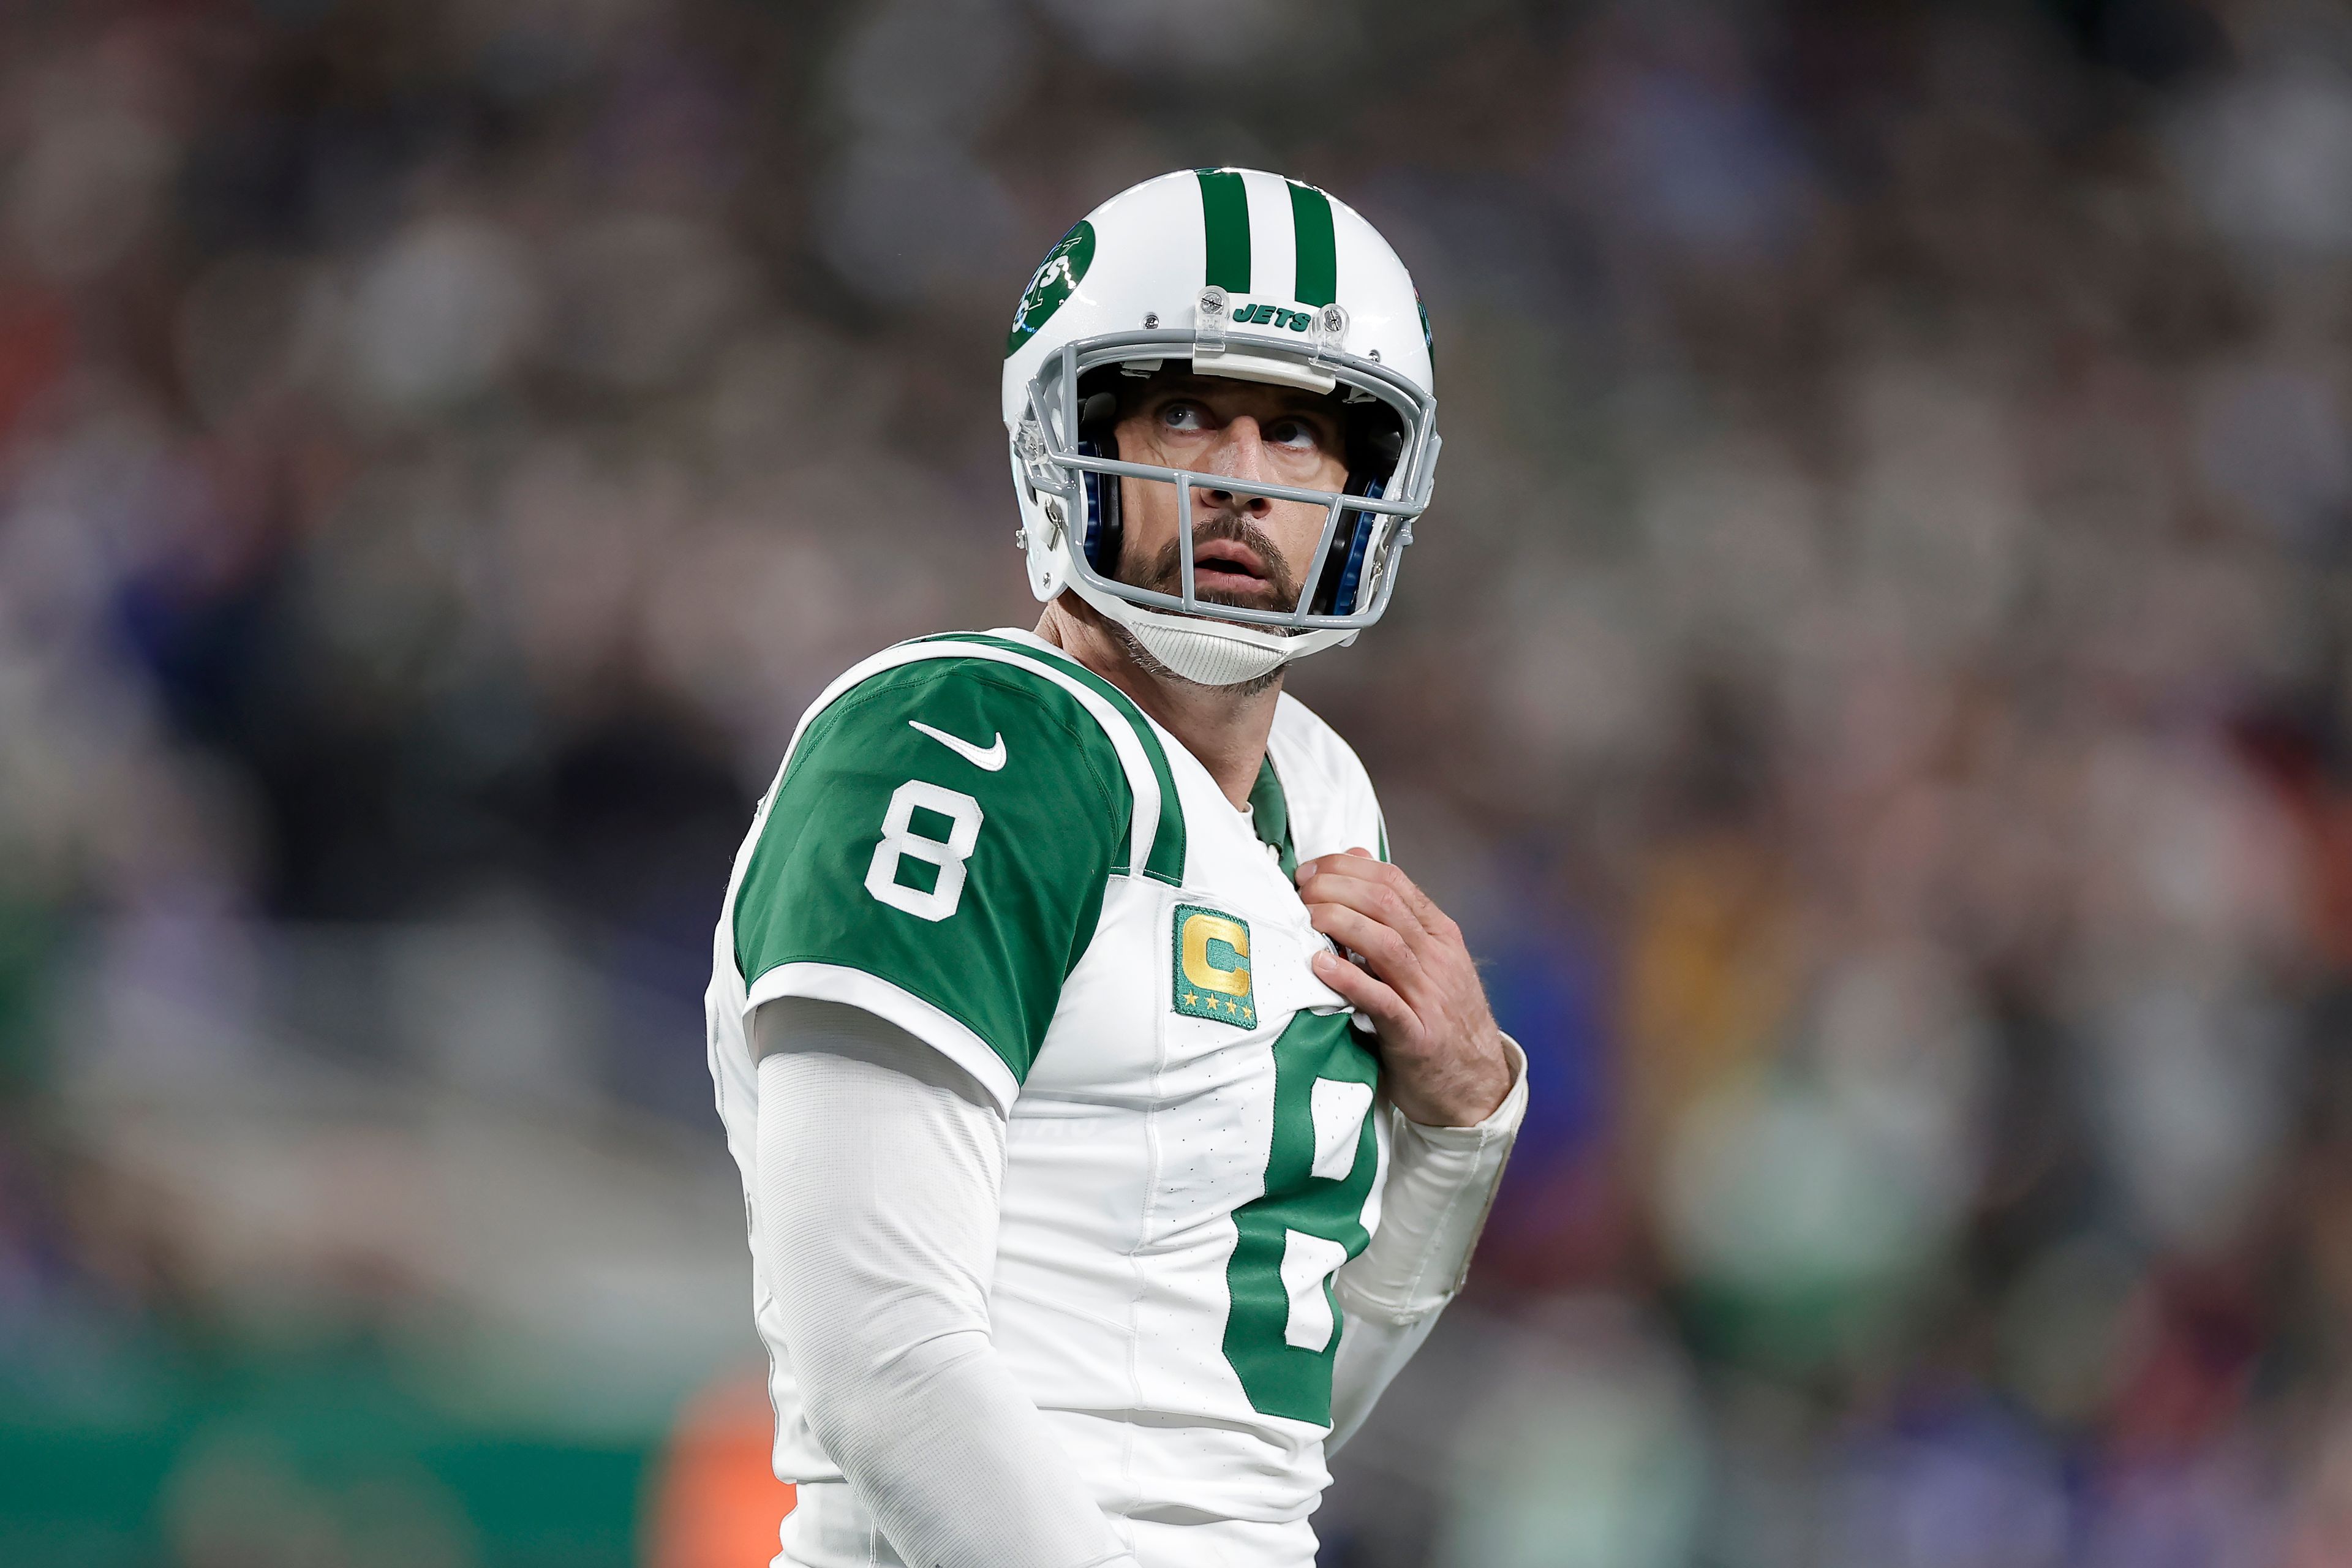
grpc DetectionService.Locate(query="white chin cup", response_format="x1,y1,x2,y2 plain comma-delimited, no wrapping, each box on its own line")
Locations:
1069,576,1350,687
1126,606,1294,687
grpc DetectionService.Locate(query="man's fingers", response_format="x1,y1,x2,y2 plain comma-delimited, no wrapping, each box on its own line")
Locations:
1305,901,1424,983
1298,862,1431,944
1300,852,1451,936
1301,851,1389,884
1310,949,1414,1035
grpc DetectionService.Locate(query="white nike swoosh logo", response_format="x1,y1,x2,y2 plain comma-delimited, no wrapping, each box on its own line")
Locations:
908,720,1008,772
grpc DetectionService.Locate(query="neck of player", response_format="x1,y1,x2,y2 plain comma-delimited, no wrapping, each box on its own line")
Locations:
1036,598,1280,811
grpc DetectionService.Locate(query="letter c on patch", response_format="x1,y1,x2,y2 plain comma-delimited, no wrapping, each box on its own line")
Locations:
1181,912,1251,997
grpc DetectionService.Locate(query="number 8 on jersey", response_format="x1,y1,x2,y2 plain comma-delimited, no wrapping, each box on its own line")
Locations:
866,780,984,922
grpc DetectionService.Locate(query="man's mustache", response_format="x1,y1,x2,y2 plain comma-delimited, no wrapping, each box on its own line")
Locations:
1136,511,1301,608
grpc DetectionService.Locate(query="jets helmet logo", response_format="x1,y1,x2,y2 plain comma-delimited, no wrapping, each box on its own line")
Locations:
1005,221,1096,358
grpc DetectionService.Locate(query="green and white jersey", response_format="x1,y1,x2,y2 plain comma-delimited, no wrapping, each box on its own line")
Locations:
706,628,1393,1535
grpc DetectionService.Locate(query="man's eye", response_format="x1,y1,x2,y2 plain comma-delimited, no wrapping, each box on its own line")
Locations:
1267,418,1322,450
1161,402,1207,431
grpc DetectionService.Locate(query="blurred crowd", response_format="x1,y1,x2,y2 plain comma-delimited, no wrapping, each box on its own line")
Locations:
7,0,2352,1562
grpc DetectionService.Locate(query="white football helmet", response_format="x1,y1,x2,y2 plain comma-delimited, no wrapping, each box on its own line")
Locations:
1001,168,1439,687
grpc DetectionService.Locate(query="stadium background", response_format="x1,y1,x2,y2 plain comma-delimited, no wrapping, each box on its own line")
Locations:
5,0,2351,1562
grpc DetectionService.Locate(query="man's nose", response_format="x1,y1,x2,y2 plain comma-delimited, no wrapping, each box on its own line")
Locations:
1200,417,1274,517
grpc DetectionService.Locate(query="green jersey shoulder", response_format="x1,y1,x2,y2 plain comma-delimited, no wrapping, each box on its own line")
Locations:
731,635,1181,1097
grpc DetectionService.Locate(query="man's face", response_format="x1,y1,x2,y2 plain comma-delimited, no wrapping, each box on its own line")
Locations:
1109,373,1351,617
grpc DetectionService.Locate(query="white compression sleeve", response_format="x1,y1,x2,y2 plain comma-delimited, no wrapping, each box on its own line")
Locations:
755,998,1137,1568
1327,1035,1528,1453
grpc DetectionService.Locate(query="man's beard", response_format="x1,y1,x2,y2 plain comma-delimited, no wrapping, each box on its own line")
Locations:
1106,510,1298,696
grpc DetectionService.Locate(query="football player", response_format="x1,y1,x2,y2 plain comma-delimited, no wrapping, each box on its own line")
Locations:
706,168,1525,1568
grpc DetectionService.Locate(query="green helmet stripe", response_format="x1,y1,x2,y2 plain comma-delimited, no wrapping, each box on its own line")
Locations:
1196,168,1251,294
1287,181,1336,307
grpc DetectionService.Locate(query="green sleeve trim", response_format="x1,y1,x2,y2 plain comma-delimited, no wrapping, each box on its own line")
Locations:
733,655,1129,1085
930,633,1189,887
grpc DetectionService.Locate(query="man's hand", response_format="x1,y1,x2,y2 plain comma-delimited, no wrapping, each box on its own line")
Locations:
1295,848,1513,1128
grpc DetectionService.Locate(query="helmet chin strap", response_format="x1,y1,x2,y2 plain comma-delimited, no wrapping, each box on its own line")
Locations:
1064,571,1353,688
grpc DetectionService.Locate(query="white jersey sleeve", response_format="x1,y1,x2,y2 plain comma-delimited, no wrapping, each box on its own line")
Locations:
1327,1037,1528,1451
756,998,1139,1568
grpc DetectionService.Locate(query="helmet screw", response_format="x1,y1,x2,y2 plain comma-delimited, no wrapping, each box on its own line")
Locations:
1321,304,1346,334
1198,287,1227,315
1014,526,1028,549
1143,312,1159,329
1368,349,1382,362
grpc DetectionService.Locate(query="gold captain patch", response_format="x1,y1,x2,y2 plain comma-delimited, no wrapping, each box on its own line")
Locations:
1174,905,1256,1028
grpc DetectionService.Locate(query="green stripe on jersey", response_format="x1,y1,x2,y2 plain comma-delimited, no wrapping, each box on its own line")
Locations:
1287,182,1336,307
941,633,1188,886
734,657,1130,1085
1196,169,1251,294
